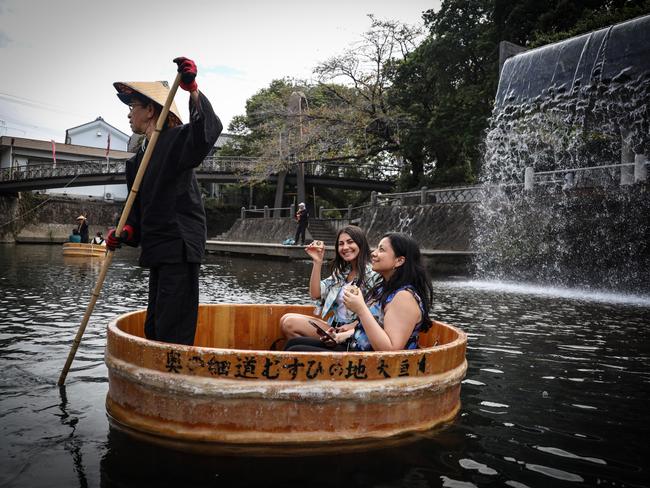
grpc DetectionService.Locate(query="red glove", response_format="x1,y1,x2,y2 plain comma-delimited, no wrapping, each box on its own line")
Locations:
106,225,135,251
173,57,198,92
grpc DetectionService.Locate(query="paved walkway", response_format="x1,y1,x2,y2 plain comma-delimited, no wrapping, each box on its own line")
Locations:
205,240,475,260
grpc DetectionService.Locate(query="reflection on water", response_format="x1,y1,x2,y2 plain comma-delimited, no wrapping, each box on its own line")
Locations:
1,245,649,487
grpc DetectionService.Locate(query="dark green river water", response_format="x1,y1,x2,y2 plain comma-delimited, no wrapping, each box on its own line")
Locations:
1,244,648,487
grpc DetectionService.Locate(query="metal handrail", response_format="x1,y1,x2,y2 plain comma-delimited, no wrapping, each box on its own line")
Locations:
1,156,397,183
534,162,637,175
0,160,129,182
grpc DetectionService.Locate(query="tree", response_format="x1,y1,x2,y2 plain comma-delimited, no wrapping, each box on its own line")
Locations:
312,15,423,184
225,16,423,191
389,0,650,187
390,0,498,187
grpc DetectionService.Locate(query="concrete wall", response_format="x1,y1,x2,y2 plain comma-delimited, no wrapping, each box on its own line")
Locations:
0,193,122,243
1,194,243,244
0,195,19,242
359,203,474,251
221,217,305,244
221,203,474,251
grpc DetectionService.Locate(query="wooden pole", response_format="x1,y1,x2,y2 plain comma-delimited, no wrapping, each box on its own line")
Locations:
57,72,182,386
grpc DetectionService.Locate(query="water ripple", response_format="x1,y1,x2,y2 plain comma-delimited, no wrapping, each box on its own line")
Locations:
1,246,649,487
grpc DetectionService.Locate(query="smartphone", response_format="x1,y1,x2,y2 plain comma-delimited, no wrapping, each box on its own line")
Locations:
308,320,336,341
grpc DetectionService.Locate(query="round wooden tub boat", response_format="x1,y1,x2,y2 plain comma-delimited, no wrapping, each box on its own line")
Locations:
105,303,467,453
62,242,107,258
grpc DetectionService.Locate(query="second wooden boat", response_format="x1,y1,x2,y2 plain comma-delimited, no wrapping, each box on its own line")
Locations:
62,242,107,258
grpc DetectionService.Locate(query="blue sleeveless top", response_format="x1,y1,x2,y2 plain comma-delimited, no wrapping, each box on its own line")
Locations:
348,285,426,352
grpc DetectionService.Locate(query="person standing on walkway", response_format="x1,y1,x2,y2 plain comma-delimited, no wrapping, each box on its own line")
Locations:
76,215,89,243
294,202,309,245
106,56,222,346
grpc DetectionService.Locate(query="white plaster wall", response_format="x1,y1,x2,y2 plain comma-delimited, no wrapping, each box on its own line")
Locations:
67,120,129,151
49,119,130,199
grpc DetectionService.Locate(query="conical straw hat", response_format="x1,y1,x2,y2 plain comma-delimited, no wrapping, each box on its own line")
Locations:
113,80,182,127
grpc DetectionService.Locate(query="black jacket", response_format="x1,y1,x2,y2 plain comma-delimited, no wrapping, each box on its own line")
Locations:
296,209,309,227
77,221,89,243
125,91,222,267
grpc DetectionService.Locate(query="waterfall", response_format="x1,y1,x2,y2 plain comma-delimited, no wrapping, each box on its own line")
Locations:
474,15,650,293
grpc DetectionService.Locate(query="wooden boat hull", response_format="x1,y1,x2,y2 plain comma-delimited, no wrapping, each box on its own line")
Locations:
62,242,107,258
105,304,467,451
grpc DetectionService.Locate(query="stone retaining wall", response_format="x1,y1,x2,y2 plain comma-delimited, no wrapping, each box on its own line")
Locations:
359,203,473,251
0,194,123,243
220,217,307,244
2,193,474,251
0,196,19,242
221,203,474,251
0,194,240,244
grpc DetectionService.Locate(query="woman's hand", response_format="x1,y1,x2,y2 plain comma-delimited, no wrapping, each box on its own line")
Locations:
319,326,355,346
305,241,325,263
343,285,365,314
336,320,358,332
333,327,355,344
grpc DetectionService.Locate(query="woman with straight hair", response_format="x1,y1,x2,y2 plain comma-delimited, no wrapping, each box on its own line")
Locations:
279,225,378,343
284,232,433,352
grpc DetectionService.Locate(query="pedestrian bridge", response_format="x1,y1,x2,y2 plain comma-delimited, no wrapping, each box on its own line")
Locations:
0,156,395,193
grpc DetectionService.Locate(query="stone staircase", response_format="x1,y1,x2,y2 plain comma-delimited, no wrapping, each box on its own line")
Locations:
308,219,338,246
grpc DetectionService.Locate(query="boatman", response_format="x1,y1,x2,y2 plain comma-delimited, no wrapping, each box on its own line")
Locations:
76,215,89,243
107,57,222,345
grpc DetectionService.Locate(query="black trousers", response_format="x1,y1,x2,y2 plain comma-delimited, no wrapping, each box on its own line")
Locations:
284,337,348,352
294,223,307,245
144,262,200,345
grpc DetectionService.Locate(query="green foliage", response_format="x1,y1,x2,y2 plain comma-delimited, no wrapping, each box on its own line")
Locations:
529,0,650,47
388,0,649,188
389,0,497,188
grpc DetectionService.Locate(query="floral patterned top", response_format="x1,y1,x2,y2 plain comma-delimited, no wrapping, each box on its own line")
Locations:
314,264,379,326
348,285,426,352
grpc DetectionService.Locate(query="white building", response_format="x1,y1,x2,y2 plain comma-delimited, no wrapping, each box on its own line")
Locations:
58,117,130,199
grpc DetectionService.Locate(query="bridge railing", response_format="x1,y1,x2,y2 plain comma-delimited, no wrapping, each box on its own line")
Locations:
0,155,398,186
199,156,260,174
0,160,129,182
198,157,397,181
301,161,397,181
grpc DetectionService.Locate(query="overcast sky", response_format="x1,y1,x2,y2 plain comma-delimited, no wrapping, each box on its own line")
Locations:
0,0,439,143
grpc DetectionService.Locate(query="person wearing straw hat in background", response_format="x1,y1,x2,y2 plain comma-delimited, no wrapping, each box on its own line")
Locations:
76,215,89,243
106,57,222,346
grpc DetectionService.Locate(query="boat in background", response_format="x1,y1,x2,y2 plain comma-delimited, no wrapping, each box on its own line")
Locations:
105,303,467,454
62,242,107,258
